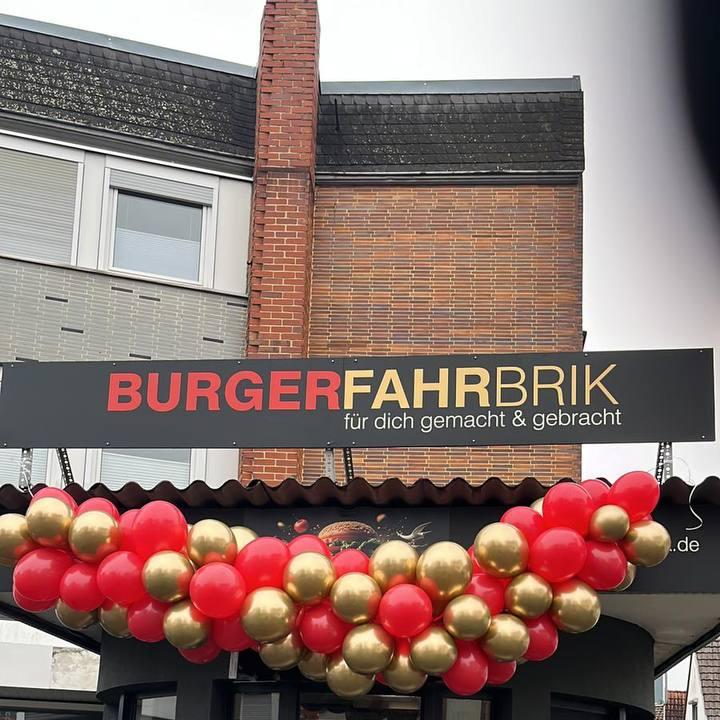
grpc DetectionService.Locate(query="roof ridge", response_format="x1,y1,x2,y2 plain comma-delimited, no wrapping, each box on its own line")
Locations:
320,78,581,95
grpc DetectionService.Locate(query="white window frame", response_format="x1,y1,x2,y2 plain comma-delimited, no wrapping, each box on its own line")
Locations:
99,157,219,288
0,134,84,266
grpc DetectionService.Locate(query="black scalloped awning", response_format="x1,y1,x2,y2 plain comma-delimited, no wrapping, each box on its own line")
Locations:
0,476,716,513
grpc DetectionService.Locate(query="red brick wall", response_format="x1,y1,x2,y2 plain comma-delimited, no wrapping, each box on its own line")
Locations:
304,184,583,485
242,0,320,484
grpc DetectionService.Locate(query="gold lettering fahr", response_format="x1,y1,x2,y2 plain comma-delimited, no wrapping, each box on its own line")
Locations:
413,368,449,408
455,368,490,408
343,370,374,409
371,369,410,409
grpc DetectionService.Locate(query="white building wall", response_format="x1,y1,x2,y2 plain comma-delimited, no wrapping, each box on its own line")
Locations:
685,654,706,720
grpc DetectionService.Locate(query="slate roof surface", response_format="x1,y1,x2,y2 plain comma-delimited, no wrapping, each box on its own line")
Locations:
0,476,714,512
0,21,584,175
699,639,720,718
316,90,584,174
0,24,257,158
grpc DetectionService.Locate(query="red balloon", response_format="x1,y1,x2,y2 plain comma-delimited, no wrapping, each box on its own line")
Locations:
97,551,146,606
465,573,506,615
578,541,627,591
608,471,660,521
288,535,332,558
13,548,73,602
131,501,187,559
77,498,121,521
332,549,369,577
524,615,558,661
127,596,169,642
30,488,78,513
377,584,432,639
467,545,483,574
486,658,517,686
119,510,139,552
580,479,611,507
442,640,489,696
190,563,246,619
212,614,256,652
529,528,587,583
13,587,55,612
501,507,544,545
59,563,104,612
180,639,221,664
234,537,289,591
299,601,351,654
542,483,594,535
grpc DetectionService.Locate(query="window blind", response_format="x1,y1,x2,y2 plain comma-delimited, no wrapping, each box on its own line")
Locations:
109,169,213,205
100,449,191,490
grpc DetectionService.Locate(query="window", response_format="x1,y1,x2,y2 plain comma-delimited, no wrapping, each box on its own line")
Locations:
299,693,421,720
0,449,48,486
233,693,280,720
136,696,176,720
444,698,491,719
100,449,192,490
113,193,203,282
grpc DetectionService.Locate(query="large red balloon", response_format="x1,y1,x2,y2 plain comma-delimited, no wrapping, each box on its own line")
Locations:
190,563,246,619
332,549,369,577
30,488,78,513
59,563,104,612
96,551,146,606
486,658,517,686
542,483,594,535
580,479,611,507
13,587,55,612
529,528,587,583
465,573,506,615
442,640,489,696
298,601,351,654
131,501,187,559
288,535,332,558
212,615,256,652
234,537,289,591
13,548,73,602
608,471,660,521
524,615,558,661
119,510,139,552
127,597,169,642
377,584,432,639
501,507,544,545
180,639,221,664
578,541,627,591
77,498,121,521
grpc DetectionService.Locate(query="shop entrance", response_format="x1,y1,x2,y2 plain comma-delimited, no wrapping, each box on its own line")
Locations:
299,693,421,720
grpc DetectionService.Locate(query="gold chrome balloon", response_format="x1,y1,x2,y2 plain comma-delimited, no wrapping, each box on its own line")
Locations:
383,649,427,693
474,523,528,578
505,572,553,619
443,594,491,640
259,630,304,670
409,626,457,675
241,587,296,643
142,551,195,603
589,505,630,542
99,602,131,638
230,526,258,552
326,652,374,698
187,519,237,566
614,563,637,592
480,614,530,662
416,541,472,614
369,541,418,591
284,552,335,605
550,580,600,633
26,498,73,548
299,651,327,681
342,624,394,674
0,513,36,566
55,601,96,630
68,511,120,563
531,498,544,515
163,599,211,649
620,520,671,568
330,572,382,624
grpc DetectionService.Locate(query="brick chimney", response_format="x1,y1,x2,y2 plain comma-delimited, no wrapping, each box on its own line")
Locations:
242,0,320,483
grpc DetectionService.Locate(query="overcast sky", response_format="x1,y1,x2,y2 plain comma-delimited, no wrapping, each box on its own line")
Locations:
0,0,715,687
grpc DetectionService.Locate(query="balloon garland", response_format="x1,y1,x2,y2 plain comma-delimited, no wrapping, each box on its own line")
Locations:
0,471,670,698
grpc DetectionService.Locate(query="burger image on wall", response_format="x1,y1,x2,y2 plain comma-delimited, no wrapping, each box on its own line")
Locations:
318,521,379,553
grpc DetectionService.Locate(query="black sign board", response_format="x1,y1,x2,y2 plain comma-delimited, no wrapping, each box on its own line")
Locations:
0,349,713,448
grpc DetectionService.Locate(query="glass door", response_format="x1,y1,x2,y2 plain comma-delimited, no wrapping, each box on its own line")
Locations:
299,693,421,720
